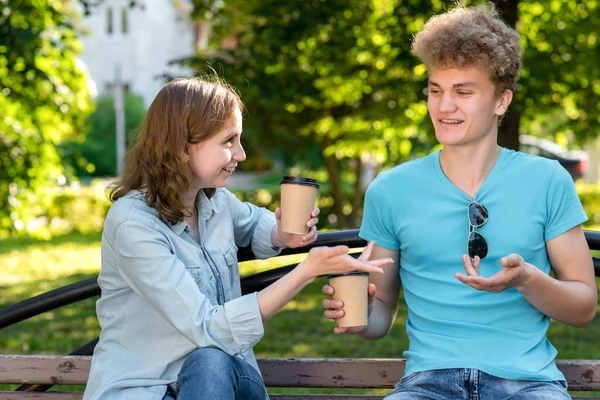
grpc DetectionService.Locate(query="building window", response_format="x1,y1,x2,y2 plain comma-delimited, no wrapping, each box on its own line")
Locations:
121,8,128,34
107,7,113,34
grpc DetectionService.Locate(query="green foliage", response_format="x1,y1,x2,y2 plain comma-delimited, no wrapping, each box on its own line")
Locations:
577,182,600,227
63,93,147,177
7,181,111,239
0,0,93,235
232,170,359,230
192,0,441,166
188,0,451,226
518,0,600,146
186,0,600,226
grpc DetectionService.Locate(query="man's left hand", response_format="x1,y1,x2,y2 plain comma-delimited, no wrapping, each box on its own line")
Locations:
455,253,532,292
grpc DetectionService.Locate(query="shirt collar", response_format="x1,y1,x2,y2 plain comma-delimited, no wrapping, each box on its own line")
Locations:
169,189,220,235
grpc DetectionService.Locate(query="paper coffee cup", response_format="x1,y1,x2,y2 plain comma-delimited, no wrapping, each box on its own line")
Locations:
328,271,369,328
279,176,319,234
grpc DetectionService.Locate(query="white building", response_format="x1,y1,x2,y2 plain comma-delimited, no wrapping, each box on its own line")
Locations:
78,0,197,107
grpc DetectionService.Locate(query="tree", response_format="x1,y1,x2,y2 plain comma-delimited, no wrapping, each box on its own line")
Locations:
0,0,93,234
517,0,600,146
187,0,599,229
494,0,600,149
189,0,444,227
63,93,146,177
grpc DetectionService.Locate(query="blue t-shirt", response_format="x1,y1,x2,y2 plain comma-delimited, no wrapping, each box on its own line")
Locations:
360,148,587,381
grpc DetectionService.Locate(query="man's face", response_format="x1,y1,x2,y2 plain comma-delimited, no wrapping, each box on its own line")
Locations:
427,66,511,148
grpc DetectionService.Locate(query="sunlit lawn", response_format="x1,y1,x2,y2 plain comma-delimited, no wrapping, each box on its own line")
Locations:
1,231,599,396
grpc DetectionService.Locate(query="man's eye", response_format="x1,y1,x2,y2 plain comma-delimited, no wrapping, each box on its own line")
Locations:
429,89,441,95
457,92,472,96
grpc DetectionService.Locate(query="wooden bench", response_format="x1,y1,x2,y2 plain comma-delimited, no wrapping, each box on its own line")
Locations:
1,355,600,399
2,229,599,399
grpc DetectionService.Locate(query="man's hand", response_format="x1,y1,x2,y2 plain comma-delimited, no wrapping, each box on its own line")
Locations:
454,253,532,292
322,282,377,334
321,241,382,334
272,207,319,248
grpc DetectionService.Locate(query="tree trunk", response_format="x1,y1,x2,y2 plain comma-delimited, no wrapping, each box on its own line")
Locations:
321,137,350,228
493,0,521,150
498,108,521,150
493,0,519,27
350,158,363,228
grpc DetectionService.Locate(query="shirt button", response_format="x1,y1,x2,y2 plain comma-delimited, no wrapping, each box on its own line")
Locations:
202,212,210,218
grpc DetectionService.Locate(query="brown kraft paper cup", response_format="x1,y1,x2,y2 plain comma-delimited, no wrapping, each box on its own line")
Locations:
279,176,319,234
328,271,369,328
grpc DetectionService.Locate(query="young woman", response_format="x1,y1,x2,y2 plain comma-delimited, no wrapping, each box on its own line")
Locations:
82,76,391,400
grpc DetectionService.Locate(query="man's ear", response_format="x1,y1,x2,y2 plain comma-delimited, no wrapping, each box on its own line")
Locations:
496,90,513,117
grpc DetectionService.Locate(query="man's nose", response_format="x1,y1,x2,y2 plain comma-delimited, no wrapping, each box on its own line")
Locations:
439,93,457,113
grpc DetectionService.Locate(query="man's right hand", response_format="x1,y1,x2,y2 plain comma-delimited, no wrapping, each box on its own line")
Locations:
322,282,377,334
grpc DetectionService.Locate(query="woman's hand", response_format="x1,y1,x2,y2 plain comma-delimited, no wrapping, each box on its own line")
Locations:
271,207,319,248
303,241,393,279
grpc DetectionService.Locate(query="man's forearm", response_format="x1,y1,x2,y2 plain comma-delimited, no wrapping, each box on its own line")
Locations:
360,297,398,340
518,263,596,328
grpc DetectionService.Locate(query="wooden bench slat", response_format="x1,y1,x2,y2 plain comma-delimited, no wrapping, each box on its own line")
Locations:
0,356,89,385
556,359,600,391
2,355,600,392
260,358,403,388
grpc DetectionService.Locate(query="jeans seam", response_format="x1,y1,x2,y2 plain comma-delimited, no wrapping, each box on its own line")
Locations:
235,374,268,396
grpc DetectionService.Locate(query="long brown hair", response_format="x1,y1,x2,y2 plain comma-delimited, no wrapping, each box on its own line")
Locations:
108,76,243,223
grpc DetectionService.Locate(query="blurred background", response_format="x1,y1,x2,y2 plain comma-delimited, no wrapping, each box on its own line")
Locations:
1,0,600,395
1,0,599,239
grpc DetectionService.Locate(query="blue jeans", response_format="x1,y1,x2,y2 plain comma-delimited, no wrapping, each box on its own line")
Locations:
162,348,268,400
385,368,570,400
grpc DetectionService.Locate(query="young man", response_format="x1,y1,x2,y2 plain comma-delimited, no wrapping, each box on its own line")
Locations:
322,4,596,399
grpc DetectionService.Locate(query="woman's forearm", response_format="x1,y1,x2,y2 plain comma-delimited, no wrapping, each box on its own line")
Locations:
257,263,315,322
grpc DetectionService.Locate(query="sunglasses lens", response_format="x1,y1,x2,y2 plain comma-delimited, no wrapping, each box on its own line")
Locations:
468,202,488,227
468,231,488,259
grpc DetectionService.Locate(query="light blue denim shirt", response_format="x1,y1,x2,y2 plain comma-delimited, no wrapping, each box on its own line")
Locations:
83,188,280,400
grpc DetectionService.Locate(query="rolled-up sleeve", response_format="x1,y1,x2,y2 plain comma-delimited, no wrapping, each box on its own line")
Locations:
224,190,282,259
114,220,264,355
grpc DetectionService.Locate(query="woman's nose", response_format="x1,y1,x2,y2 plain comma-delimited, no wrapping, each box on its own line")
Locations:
234,143,246,161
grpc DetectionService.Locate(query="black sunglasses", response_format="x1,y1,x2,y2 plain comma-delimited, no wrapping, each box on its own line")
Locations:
467,201,488,260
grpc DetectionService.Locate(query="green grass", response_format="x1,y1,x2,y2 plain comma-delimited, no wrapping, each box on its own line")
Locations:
1,231,600,396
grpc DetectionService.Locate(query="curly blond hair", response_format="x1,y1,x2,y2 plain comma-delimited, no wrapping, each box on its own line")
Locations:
411,3,521,94
109,76,243,223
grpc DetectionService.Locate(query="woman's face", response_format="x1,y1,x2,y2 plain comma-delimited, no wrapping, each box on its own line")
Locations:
186,107,246,189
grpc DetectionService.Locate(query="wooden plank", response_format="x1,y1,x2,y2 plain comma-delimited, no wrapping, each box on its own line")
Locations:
259,358,403,388
0,356,90,385
557,359,600,391
1,355,600,391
